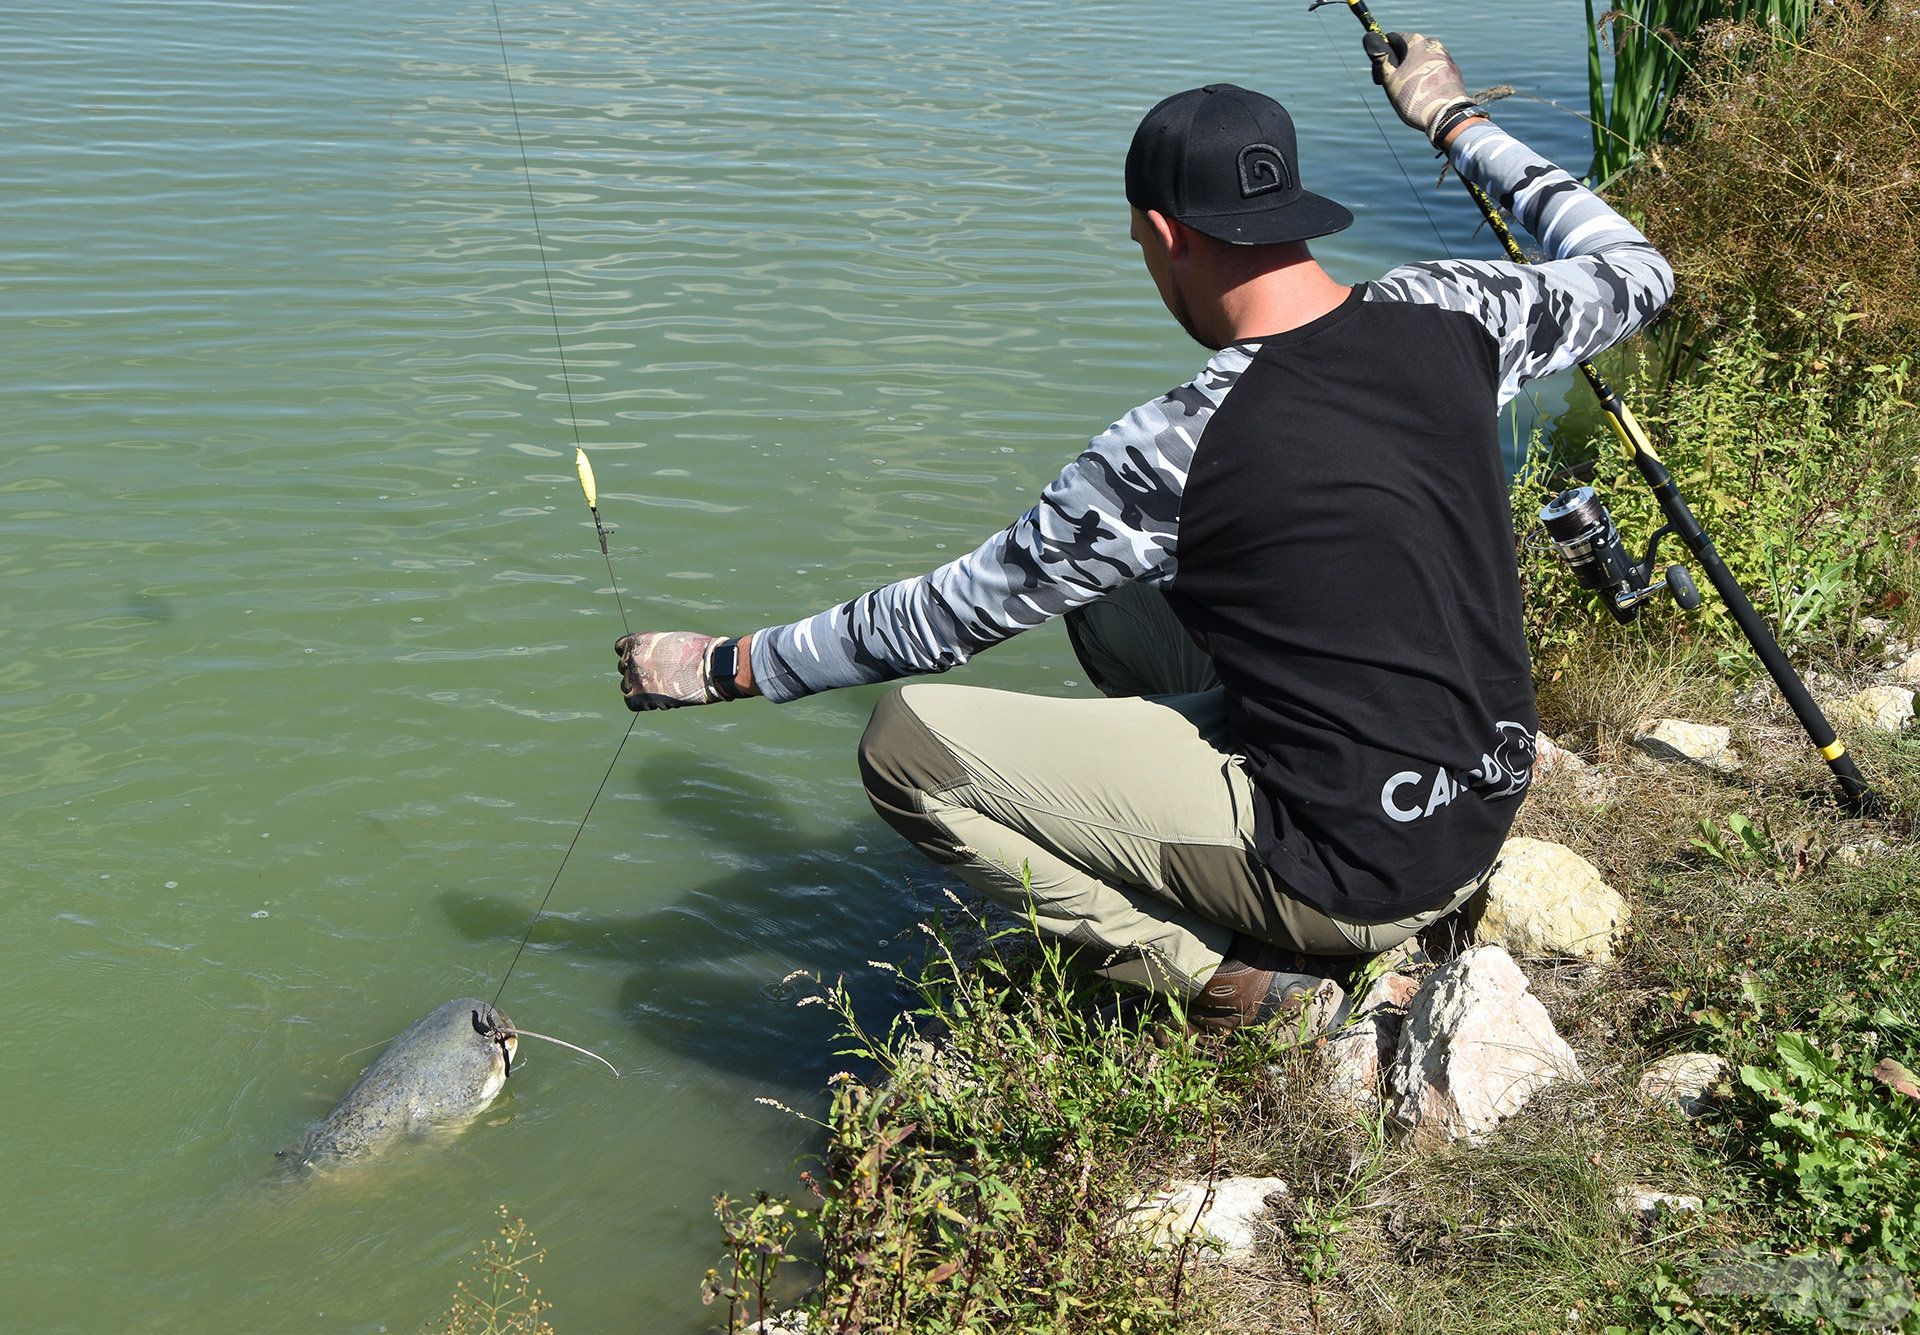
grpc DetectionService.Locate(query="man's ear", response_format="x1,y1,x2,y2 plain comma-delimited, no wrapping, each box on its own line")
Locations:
1143,208,1185,259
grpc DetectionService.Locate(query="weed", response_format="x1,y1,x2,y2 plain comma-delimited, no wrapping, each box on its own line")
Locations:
706,904,1303,1333
1584,0,1814,189
1737,1033,1920,1276
1615,1,1920,370
423,1206,555,1335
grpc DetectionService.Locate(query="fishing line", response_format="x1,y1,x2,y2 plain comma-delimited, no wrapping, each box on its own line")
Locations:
488,0,631,638
486,1,641,1003
1311,10,1555,453
1314,8,1453,258
491,712,638,1005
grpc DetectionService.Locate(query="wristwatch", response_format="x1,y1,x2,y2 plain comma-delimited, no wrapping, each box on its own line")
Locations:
1430,100,1487,150
706,637,747,702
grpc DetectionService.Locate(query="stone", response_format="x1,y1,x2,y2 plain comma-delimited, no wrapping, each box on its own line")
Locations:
1834,838,1895,867
1475,837,1627,964
893,1036,977,1103
1638,1052,1728,1117
1616,1184,1703,1229
1893,650,1920,685
750,1314,809,1335
1531,732,1614,802
1836,685,1916,733
1125,1176,1289,1260
1633,719,1740,774
1533,732,1590,777
1323,971,1421,1113
1387,945,1582,1144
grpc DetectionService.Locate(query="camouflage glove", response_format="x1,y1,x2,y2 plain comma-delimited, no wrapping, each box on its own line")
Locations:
614,631,732,710
1363,30,1483,149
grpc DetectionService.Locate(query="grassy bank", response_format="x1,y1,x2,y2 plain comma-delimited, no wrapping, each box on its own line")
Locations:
708,689,1916,1332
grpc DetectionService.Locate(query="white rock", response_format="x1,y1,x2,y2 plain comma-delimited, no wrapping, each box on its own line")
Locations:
1323,971,1420,1113
1861,616,1890,640
1532,733,1615,803
1387,945,1582,1144
1633,719,1740,773
1834,838,1895,867
1476,838,1627,965
893,1036,978,1103
751,1313,809,1335
1893,650,1920,685
1125,1176,1289,1259
1531,733,1616,802
1533,732,1590,776
1615,1184,1703,1227
1836,685,1916,733
1638,1052,1728,1117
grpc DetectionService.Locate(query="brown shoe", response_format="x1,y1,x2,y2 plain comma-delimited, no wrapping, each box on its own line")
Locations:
1188,936,1351,1037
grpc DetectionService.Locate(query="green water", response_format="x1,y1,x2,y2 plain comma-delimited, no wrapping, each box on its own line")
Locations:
4,1,1594,1329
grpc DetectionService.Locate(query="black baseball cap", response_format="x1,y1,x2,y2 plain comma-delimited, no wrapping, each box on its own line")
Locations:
1125,84,1353,246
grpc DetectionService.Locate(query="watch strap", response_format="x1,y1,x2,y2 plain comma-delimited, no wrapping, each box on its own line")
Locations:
1430,100,1487,150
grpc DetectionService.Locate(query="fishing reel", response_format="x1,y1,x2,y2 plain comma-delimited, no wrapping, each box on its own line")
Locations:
1537,486,1701,623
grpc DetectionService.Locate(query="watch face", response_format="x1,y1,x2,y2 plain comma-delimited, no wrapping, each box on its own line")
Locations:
710,639,741,695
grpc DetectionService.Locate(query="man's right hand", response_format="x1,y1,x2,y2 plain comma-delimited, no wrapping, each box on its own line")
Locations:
615,631,722,710
1363,31,1481,149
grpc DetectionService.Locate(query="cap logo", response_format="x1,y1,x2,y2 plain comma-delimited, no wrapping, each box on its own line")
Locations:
1237,143,1292,198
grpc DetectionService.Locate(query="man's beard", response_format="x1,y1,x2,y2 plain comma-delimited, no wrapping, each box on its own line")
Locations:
1169,281,1222,352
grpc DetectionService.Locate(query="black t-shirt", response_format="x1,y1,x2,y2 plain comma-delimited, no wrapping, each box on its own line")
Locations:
1166,285,1537,921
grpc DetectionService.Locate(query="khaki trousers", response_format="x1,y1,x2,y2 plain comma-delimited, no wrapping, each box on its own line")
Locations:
857,583,1483,995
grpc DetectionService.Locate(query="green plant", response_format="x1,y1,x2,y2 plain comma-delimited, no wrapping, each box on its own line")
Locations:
708,900,1292,1333
704,1191,805,1331
1283,1116,1387,1293
1520,311,1913,668
1690,811,1774,868
1686,810,1822,882
1724,1032,1920,1324
424,1206,555,1335
1585,0,1813,188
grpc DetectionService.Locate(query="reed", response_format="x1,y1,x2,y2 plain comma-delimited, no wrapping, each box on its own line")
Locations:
1585,0,1813,187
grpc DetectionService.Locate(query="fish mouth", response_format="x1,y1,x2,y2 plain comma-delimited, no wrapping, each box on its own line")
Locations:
470,1006,519,1075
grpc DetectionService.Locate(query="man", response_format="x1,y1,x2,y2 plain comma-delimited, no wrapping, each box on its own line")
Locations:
613,34,1673,1032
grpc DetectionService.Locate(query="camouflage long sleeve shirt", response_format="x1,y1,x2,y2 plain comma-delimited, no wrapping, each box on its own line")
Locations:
748,122,1674,705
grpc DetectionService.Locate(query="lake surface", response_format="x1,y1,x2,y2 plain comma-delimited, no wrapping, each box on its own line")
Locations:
3,1,1595,1328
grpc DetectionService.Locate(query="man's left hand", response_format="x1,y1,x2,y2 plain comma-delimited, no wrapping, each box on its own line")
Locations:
1364,30,1481,149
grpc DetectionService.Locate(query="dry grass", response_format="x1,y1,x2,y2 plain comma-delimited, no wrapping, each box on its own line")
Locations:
1617,0,1920,368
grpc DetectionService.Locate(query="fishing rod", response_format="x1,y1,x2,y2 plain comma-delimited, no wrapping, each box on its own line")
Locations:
1309,0,1879,815
487,3,642,1005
